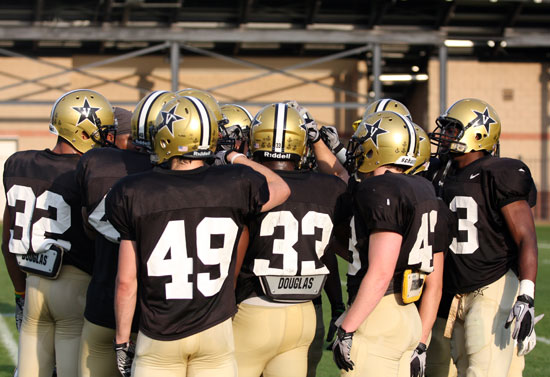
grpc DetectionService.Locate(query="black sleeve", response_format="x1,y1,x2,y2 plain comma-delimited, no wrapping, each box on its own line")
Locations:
354,179,406,235
243,167,270,216
105,179,135,241
488,159,534,208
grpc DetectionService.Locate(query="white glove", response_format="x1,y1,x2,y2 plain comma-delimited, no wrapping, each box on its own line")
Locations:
15,295,24,332
285,100,320,143
517,313,544,356
332,327,355,372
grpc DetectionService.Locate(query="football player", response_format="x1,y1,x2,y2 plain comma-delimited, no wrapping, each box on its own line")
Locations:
429,98,539,376
106,95,290,377
76,92,175,377
331,111,440,376
232,102,347,377
397,125,449,377
2,89,115,377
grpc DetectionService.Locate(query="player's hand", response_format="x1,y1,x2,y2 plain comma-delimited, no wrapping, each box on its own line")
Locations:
15,294,24,332
410,342,427,377
505,294,535,343
332,326,355,371
518,313,544,356
286,100,320,143
114,340,135,377
326,303,346,344
214,149,230,165
320,126,344,153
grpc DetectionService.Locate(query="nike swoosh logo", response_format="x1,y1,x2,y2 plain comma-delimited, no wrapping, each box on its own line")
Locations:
470,173,480,179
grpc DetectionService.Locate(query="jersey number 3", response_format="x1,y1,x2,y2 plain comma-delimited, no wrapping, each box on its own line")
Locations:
449,196,479,255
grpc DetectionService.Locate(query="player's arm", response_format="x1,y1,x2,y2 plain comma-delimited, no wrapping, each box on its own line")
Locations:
417,252,444,344
1,206,26,292
502,200,538,284
341,230,402,332
226,151,290,213
81,207,97,240
115,239,138,344
234,225,249,289
311,139,349,182
502,199,538,342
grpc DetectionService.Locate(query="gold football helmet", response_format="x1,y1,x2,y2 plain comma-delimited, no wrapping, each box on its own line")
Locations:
431,98,501,154
219,104,253,152
176,88,228,128
347,111,418,174
406,125,431,174
49,89,116,153
363,98,412,122
131,91,176,151
150,96,218,164
250,102,307,162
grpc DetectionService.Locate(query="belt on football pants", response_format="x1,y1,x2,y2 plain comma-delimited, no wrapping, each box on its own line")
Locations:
443,293,463,338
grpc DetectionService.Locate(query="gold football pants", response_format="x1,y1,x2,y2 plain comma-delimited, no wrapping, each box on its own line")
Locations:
132,318,236,377
233,301,316,377
18,265,90,377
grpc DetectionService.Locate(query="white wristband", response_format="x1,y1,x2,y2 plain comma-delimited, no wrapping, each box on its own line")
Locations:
335,148,347,165
230,153,245,165
519,279,535,298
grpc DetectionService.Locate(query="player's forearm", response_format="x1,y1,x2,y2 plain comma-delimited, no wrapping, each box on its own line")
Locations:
114,278,137,344
418,253,443,344
341,269,390,333
312,140,349,182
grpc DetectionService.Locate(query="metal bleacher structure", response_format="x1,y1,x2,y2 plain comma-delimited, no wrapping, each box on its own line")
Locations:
0,0,548,218
1,0,550,108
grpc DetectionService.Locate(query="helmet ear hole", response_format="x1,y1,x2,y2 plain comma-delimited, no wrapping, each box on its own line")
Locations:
366,149,374,159
475,133,482,141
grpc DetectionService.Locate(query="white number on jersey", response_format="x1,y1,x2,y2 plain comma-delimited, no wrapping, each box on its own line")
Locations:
449,196,479,255
408,210,437,273
6,184,71,254
253,210,332,276
88,194,121,243
146,217,238,300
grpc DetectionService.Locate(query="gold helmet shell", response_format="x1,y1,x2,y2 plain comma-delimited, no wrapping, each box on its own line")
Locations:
150,96,218,164
131,91,176,151
349,111,418,174
250,102,307,161
406,125,431,174
363,98,412,122
49,89,115,153
176,88,228,128
220,104,253,138
432,98,501,154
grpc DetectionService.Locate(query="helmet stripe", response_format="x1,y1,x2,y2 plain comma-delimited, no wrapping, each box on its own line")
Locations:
401,114,417,156
185,96,211,148
376,98,391,112
139,91,167,140
273,103,287,153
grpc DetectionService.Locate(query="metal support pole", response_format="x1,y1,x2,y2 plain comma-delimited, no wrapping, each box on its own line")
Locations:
373,43,382,101
170,42,180,92
439,45,448,114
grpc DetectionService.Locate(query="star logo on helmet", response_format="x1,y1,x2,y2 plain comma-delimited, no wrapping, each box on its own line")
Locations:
158,104,184,136
364,118,389,147
471,108,496,134
72,98,100,126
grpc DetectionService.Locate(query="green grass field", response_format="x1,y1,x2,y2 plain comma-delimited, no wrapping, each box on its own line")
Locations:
0,225,549,377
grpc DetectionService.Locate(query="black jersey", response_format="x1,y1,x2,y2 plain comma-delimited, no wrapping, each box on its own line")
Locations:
106,164,269,341
439,155,535,294
3,149,93,274
75,147,152,330
236,170,347,303
347,173,440,301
